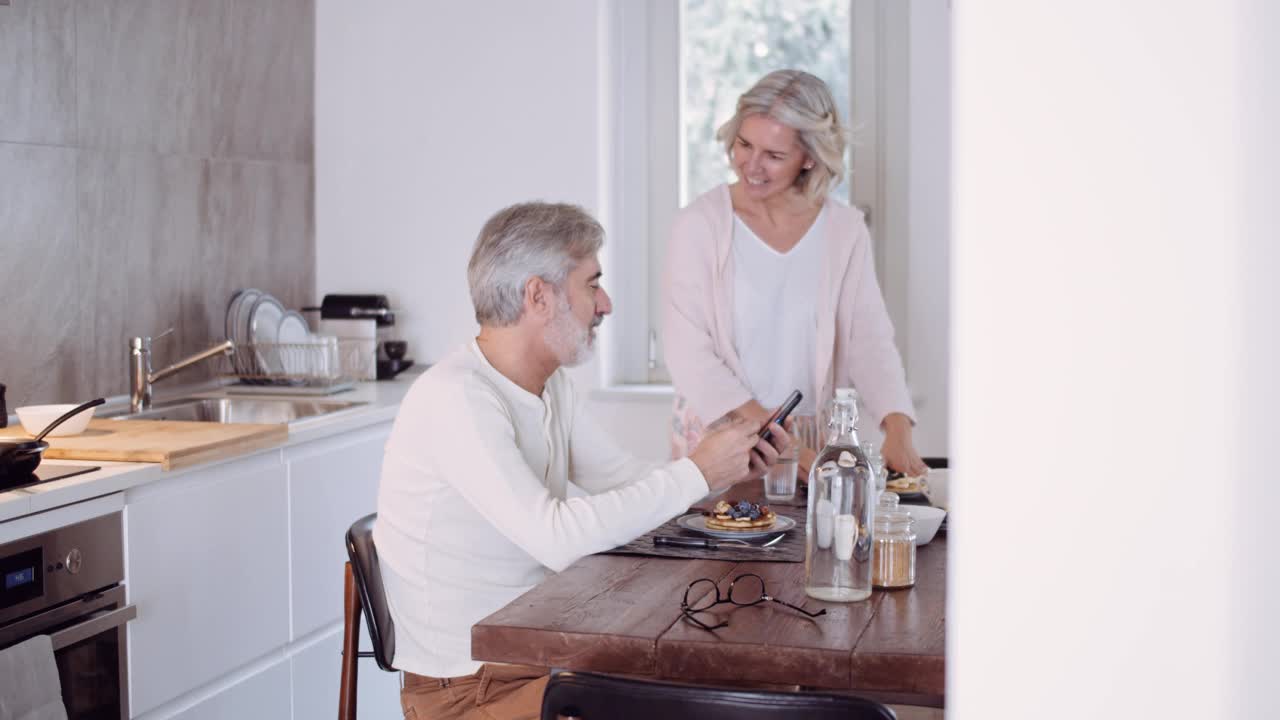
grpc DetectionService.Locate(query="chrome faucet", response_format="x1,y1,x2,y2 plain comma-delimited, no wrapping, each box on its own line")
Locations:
129,335,235,412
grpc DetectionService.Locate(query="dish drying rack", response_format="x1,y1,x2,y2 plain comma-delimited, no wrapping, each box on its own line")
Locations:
218,340,374,393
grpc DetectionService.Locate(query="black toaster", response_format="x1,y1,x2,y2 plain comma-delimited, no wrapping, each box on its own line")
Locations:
316,294,396,327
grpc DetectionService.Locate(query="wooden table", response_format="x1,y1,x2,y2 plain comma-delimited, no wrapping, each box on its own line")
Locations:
471,507,946,708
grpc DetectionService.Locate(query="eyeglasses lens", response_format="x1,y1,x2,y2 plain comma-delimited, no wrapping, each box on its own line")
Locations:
685,578,719,612
729,574,765,605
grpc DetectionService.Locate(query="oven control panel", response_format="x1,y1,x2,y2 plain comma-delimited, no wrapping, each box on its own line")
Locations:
0,512,123,626
1,547,42,610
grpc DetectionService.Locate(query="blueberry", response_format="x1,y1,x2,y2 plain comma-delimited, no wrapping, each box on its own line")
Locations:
748,510,761,519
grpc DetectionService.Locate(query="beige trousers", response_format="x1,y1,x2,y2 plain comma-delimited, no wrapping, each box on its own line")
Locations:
401,663,549,720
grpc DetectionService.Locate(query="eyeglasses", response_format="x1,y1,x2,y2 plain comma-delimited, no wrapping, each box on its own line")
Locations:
680,573,828,632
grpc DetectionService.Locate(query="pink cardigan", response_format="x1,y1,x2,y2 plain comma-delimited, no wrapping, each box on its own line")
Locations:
662,184,915,447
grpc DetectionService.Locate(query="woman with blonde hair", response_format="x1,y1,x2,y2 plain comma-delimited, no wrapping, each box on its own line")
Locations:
663,69,926,479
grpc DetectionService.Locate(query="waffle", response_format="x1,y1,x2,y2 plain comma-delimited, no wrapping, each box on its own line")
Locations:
886,474,926,493
705,499,777,531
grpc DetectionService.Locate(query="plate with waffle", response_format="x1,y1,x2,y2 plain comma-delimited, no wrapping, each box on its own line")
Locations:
885,472,928,500
677,499,796,540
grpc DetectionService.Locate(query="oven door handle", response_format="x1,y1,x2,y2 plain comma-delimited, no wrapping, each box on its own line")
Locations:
49,604,137,651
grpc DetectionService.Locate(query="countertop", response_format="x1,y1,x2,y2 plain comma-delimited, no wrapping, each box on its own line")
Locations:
0,370,421,524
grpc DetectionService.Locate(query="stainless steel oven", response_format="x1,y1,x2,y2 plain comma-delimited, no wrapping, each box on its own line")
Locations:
0,512,135,720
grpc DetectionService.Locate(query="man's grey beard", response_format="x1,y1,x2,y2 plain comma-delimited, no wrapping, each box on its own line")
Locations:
544,292,597,367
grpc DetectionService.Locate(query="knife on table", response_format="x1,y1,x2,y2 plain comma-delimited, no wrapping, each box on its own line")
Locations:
654,535,781,551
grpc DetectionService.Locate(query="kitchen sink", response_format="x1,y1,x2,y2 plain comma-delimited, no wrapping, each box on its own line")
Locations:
107,397,365,424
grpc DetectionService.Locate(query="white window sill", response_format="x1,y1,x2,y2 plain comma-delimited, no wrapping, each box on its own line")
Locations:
589,386,928,413
590,384,675,403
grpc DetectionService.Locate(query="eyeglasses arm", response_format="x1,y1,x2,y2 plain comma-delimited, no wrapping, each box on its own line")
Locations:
681,608,729,631
769,597,828,618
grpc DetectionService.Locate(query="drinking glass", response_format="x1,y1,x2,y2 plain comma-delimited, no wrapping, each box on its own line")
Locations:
764,457,798,502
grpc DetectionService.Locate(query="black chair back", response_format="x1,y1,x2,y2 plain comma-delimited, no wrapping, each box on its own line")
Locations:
541,672,897,720
345,513,396,671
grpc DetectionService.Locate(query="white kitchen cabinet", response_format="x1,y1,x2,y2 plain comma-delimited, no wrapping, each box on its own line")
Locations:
125,452,291,716
287,423,391,639
291,626,402,720
123,414,397,719
161,657,292,720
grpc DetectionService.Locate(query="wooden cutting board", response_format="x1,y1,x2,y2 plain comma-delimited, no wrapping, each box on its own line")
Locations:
0,419,289,471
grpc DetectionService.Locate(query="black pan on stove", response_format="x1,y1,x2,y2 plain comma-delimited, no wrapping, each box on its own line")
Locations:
0,398,104,488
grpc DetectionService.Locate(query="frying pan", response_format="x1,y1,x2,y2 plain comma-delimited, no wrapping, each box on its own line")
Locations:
0,398,105,485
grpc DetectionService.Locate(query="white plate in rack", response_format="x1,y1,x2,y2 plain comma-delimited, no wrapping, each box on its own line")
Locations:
224,289,246,341
247,294,285,373
249,295,284,344
226,288,261,373
276,311,311,374
232,289,262,347
277,311,309,342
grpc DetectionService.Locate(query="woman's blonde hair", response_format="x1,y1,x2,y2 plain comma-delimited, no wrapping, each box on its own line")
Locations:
716,69,848,203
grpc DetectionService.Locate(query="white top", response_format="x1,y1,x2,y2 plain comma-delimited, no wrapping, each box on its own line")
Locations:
730,209,824,416
373,341,709,677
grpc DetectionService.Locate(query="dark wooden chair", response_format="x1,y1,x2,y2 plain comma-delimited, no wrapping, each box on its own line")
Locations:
338,513,397,720
541,671,897,720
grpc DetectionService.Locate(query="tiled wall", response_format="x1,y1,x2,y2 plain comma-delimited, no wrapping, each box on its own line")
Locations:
0,0,314,407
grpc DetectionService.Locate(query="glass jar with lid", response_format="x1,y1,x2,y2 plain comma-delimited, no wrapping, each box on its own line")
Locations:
861,441,887,493
877,490,900,512
871,510,916,590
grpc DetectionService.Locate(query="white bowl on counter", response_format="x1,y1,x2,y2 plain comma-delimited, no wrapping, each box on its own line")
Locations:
16,404,97,437
923,468,950,510
901,504,946,546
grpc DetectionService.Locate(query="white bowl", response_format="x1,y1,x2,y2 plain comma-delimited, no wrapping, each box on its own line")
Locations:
923,468,950,510
900,504,946,546
16,404,96,437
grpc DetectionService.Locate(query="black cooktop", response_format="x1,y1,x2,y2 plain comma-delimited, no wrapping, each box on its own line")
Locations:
0,463,102,493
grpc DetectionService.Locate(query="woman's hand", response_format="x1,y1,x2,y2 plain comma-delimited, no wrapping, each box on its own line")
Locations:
880,413,928,477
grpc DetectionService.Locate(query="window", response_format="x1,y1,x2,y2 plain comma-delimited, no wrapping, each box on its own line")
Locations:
602,0,863,387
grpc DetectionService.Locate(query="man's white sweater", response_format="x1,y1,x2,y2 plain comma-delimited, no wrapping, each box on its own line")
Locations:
373,341,709,677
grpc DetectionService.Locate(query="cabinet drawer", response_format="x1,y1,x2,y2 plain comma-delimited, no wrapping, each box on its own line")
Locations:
126,454,290,715
287,425,391,638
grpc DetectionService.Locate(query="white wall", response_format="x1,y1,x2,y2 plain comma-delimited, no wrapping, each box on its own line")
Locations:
904,0,950,458
316,0,602,369
317,0,664,453
952,1,1277,717
1232,3,1278,716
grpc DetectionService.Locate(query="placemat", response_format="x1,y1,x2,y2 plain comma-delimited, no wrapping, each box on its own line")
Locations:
602,506,806,563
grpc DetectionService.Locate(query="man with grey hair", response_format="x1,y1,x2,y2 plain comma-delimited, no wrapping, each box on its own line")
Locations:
375,202,792,719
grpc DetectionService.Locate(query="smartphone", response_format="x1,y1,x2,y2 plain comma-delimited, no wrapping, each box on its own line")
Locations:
758,390,803,445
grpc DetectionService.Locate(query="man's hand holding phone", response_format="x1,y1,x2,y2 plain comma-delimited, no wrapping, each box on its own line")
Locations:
748,417,795,479
748,390,802,478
